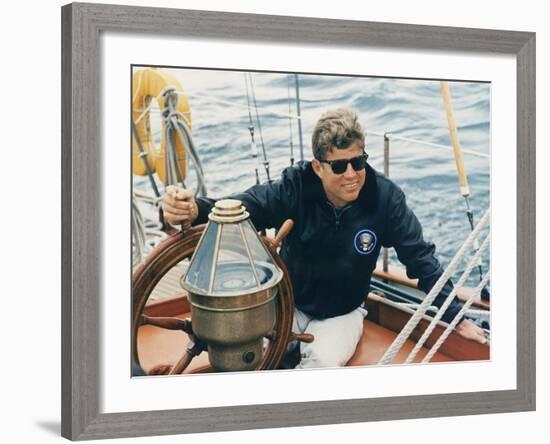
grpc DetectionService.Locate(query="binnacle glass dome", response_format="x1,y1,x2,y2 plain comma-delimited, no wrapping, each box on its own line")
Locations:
182,199,282,296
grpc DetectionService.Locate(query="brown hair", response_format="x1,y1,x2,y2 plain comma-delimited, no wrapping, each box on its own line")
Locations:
311,108,365,160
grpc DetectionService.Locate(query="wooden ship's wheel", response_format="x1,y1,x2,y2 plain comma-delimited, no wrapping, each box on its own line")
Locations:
132,222,309,375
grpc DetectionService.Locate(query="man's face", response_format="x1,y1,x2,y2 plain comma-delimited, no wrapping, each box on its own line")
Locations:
312,141,366,208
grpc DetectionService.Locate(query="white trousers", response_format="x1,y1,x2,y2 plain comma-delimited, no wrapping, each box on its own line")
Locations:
289,306,367,369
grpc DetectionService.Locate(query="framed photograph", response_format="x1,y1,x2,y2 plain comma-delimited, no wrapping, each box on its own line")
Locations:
61,2,535,440
131,65,492,379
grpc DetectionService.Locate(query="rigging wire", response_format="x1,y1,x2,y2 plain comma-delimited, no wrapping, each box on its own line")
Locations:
294,74,305,162
183,92,302,120
244,73,260,185
287,75,295,166
157,90,488,160
247,72,271,182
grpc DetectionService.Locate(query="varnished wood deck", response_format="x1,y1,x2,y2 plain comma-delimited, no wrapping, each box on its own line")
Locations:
136,262,489,374
148,260,189,302
137,309,452,374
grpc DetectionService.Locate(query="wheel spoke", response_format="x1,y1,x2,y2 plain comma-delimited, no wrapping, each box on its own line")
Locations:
169,351,195,375
140,315,192,333
169,335,206,374
289,332,314,343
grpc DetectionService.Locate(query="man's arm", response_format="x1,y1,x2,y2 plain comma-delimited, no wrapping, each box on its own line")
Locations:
162,167,300,231
384,186,464,324
161,187,201,227
384,186,488,344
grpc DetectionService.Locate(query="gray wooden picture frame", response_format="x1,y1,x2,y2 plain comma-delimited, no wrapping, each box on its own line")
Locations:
61,2,536,440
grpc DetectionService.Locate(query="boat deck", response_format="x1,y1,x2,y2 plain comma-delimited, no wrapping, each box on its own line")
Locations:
136,297,454,374
135,261,489,374
147,260,188,303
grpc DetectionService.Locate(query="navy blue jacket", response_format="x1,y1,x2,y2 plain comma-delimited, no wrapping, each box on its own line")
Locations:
195,161,463,323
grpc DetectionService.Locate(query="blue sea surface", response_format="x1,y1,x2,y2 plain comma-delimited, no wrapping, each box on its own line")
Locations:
135,67,491,287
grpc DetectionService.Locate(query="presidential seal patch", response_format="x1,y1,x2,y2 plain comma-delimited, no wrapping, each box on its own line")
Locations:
354,229,377,255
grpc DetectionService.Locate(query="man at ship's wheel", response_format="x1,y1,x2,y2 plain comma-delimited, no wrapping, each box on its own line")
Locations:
162,108,487,369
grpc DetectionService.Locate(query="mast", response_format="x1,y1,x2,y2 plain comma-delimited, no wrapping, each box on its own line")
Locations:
440,81,484,284
294,74,305,162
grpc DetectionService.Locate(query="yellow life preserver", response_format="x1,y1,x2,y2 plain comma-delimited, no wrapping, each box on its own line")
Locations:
132,68,191,183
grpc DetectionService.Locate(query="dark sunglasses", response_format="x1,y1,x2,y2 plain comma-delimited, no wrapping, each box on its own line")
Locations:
319,153,369,174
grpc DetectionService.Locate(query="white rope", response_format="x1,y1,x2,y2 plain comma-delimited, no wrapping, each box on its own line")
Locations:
377,207,490,365
386,134,489,159
132,192,169,266
133,92,163,125
133,89,193,126
132,190,162,205
181,91,303,121
465,308,490,320
404,233,490,363
134,82,490,160
133,107,190,115
136,93,488,159
365,130,488,159
422,272,491,363
399,303,440,312
172,117,208,196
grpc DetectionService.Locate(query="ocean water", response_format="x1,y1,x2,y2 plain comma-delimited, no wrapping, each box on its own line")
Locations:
134,67,490,287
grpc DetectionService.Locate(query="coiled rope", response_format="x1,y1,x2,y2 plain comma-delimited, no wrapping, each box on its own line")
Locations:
132,87,208,264
161,88,186,188
161,88,207,196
